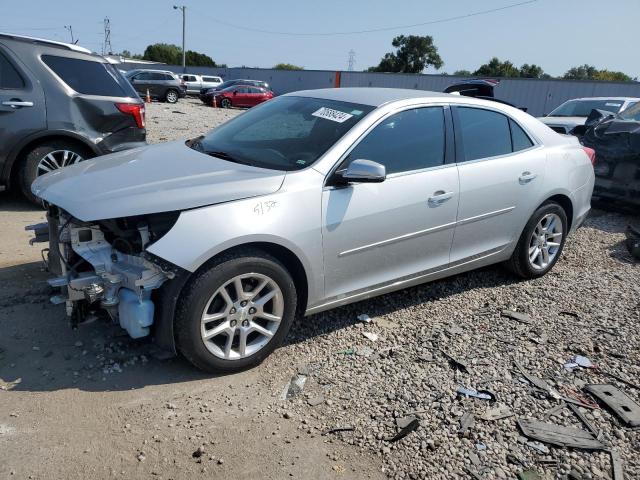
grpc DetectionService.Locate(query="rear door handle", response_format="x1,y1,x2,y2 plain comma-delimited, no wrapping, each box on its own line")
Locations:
1,100,34,108
519,171,538,183
428,190,454,206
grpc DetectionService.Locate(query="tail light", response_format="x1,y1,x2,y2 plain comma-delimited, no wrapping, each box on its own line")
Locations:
116,102,145,129
582,146,596,166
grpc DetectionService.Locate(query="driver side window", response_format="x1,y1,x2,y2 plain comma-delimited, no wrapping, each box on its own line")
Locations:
345,107,445,175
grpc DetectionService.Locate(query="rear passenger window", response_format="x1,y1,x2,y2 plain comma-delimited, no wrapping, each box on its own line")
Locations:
510,119,534,152
0,52,24,89
456,107,511,162
346,107,445,175
42,55,129,96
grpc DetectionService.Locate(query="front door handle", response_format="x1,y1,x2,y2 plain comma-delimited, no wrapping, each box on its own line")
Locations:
1,100,34,108
428,190,454,206
519,171,538,183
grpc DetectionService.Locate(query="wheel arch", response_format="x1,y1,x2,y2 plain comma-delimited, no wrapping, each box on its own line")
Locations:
3,130,99,187
540,193,574,230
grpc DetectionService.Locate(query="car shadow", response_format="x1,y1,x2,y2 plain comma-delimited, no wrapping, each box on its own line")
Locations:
0,191,41,212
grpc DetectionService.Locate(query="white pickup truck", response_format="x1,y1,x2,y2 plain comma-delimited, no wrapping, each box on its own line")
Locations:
180,74,223,95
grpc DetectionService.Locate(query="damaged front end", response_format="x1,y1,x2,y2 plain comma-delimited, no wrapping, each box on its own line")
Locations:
27,206,183,339
581,108,640,209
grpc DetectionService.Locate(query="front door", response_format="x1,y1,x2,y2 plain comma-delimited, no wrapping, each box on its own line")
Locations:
322,106,459,300
450,106,546,263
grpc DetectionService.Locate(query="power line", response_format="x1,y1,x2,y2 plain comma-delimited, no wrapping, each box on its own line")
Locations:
190,0,537,37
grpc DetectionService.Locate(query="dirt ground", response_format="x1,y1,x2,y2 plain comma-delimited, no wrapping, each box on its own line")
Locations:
1,100,638,480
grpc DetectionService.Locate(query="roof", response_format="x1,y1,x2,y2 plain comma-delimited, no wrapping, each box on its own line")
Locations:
0,32,92,54
570,97,640,102
285,87,452,107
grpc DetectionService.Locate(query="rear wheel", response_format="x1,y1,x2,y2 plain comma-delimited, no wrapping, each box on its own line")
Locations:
165,89,179,103
175,249,297,373
19,140,92,205
507,202,568,279
220,98,232,108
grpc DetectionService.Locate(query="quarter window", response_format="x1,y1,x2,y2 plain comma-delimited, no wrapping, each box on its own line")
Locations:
42,55,133,97
510,119,534,152
346,107,445,175
0,52,24,89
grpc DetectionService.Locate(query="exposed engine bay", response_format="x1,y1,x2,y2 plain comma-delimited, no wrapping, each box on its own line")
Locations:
28,206,181,338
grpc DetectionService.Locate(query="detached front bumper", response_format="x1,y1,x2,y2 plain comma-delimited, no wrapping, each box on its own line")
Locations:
27,210,178,340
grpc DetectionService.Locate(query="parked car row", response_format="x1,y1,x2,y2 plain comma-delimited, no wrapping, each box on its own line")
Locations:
199,79,271,103
179,74,223,94
124,69,187,103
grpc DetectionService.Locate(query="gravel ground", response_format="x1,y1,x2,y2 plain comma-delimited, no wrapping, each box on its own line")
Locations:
1,98,638,479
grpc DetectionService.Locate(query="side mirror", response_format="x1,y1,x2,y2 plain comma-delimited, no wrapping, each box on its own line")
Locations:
233,91,238,96
340,159,386,184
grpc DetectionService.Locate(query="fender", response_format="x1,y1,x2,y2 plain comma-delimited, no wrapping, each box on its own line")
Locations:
1,129,101,185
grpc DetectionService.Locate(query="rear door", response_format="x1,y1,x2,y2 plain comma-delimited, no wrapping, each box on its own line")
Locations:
449,105,545,263
181,74,199,93
234,86,251,107
247,87,264,106
0,44,46,178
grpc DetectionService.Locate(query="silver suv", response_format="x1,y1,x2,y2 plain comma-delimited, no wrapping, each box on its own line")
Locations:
30,88,594,373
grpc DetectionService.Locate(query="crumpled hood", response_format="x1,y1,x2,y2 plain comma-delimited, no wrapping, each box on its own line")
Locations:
539,116,586,128
32,141,286,221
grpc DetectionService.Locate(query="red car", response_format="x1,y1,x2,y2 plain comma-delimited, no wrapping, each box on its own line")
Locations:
214,86,273,108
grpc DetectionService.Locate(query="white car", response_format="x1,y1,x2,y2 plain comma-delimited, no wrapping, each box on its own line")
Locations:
539,97,640,134
180,74,223,95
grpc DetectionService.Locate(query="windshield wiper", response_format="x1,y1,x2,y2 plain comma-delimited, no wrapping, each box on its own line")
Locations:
206,150,251,166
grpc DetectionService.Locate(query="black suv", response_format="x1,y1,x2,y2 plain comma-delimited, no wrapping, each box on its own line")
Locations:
199,79,270,104
0,33,146,203
125,69,187,103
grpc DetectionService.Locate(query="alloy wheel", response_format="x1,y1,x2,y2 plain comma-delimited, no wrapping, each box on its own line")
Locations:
200,273,284,360
36,149,84,176
528,213,563,270
166,90,178,103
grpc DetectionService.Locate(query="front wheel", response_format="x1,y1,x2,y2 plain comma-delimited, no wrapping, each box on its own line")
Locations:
507,202,568,279
175,249,297,373
220,98,232,108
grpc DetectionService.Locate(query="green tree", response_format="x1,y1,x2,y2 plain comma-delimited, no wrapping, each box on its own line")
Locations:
473,57,519,77
519,63,545,78
273,63,304,70
563,64,633,82
453,69,473,76
593,70,632,82
142,43,217,67
368,35,443,73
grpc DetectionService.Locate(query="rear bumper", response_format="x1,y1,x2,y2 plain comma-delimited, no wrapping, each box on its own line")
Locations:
593,175,640,208
96,127,147,155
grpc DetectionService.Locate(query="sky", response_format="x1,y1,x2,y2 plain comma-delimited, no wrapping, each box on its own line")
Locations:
2,0,639,78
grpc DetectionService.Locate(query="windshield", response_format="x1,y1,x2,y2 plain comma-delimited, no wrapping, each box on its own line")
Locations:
619,102,640,121
549,99,625,117
189,96,374,171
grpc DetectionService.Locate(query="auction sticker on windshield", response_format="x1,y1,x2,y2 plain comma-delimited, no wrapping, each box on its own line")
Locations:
312,107,353,123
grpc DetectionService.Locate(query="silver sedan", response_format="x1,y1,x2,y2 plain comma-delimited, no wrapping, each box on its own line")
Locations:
32,88,595,372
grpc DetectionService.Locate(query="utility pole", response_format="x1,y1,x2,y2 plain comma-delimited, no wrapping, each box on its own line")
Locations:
102,17,112,55
173,5,186,72
347,49,356,71
64,25,75,44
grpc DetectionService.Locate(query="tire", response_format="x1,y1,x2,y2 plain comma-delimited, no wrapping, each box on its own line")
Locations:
175,248,297,373
19,140,93,205
507,201,568,279
220,98,232,108
165,89,179,103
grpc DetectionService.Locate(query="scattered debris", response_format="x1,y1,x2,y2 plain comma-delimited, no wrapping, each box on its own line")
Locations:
307,395,325,407
567,403,601,439
280,373,307,400
355,346,374,357
481,405,514,421
543,404,565,421
559,311,580,320
585,384,640,427
518,469,543,480
457,412,475,436
324,426,354,435
440,349,471,374
517,418,605,450
501,309,534,325
565,355,595,371
514,361,560,399
526,441,550,454
625,223,640,259
465,467,484,480
456,386,495,402
192,446,205,458
362,332,379,342
385,417,419,442
375,318,399,329
396,415,419,429
474,442,487,451
357,313,371,323
610,449,624,480
597,369,640,390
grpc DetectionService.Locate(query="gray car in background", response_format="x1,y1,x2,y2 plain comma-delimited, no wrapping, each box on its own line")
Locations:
0,33,146,204
30,88,594,373
539,97,639,134
125,69,187,103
